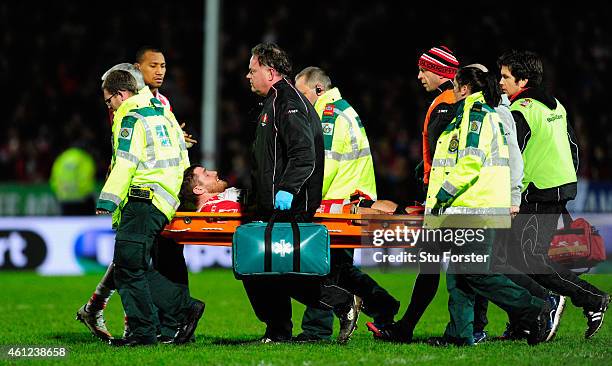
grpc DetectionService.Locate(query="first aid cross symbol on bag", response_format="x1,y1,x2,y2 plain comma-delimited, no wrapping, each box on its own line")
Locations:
272,240,293,257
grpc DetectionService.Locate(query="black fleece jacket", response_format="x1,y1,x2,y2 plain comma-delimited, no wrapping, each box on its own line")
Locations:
251,78,324,219
428,80,457,157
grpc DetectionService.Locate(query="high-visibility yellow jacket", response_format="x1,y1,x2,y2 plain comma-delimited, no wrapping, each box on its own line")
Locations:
314,87,376,200
50,147,96,202
97,88,190,228
510,95,576,191
425,92,510,228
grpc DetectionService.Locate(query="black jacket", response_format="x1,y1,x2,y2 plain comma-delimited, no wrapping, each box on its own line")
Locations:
427,80,457,158
510,87,579,203
251,78,324,220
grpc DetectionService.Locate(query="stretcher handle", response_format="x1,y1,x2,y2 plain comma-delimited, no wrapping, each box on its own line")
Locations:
172,211,424,222
172,212,364,220
174,241,421,249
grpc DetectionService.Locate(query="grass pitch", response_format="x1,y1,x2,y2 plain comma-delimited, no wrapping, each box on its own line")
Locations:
0,270,610,365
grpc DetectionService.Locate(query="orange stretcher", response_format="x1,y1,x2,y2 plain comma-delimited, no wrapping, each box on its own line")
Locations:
162,212,423,248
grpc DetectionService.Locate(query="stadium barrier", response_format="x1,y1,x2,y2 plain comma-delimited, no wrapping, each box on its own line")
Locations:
1,213,612,275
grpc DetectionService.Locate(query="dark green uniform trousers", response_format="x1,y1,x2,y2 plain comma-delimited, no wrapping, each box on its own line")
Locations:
444,229,544,345
301,249,400,339
152,236,195,338
113,201,192,342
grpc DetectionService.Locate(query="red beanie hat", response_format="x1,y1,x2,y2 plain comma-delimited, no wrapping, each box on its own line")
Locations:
418,46,459,79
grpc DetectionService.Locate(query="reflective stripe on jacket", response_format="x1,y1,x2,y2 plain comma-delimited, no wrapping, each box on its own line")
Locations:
315,87,376,200
425,92,510,228
98,89,189,227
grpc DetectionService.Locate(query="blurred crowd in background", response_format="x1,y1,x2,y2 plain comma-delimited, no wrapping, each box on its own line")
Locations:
1,2,610,204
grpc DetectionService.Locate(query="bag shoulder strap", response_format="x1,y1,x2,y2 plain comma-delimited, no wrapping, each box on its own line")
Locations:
264,211,301,272
560,205,573,229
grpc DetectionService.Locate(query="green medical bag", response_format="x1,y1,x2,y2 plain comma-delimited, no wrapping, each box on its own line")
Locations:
232,215,330,277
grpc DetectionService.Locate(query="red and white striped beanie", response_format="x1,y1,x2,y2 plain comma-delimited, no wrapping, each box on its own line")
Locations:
418,46,459,79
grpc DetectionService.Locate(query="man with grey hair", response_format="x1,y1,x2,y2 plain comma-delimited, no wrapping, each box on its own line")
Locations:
76,62,197,343
294,67,376,209
101,63,146,90
294,67,399,343
96,69,200,346
75,63,152,342
294,67,332,103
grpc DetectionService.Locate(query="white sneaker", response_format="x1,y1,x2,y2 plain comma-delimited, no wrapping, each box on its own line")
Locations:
546,295,566,341
76,304,112,341
584,294,610,339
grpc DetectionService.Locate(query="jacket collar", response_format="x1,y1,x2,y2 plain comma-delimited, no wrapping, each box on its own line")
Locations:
434,80,454,97
266,78,290,98
465,91,486,106
510,87,557,109
111,89,156,133
452,91,486,127
314,87,342,112
455,91,485,111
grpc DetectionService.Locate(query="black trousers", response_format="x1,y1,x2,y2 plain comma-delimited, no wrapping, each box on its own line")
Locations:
332,262,400,323
397,239,450,334
152,236,189,286
473,229,552,332
242,210,352,339
300,249,400,339
242,275,352,339
505,201,606,310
